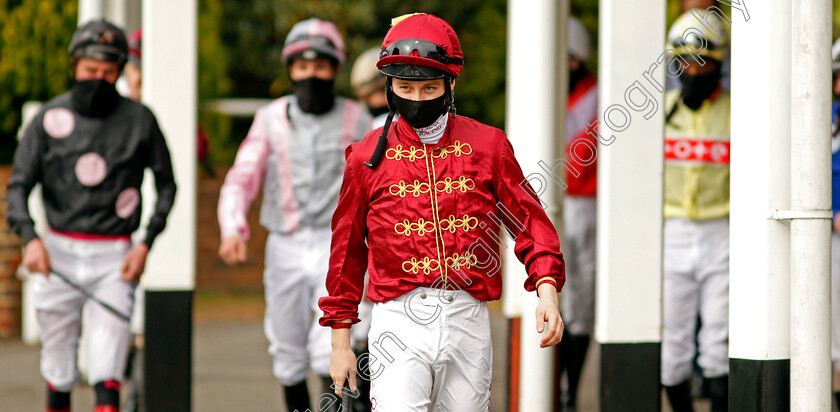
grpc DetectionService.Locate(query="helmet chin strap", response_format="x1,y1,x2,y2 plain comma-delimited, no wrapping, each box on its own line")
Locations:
446,77,456,117
364,77,396,168
365,75,455,169
363,109,396,169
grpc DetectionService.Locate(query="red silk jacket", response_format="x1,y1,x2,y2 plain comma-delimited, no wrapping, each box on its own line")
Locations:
318,114,565,328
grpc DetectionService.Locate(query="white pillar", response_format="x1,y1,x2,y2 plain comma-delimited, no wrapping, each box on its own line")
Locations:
123,0,143,35
141,0,196,409
77,0,104,24
790,0,832,410
105,0,127,30
504,0,563,410
596,0,664,347
141,0,196,292
729,0,792,408
596,0,664,408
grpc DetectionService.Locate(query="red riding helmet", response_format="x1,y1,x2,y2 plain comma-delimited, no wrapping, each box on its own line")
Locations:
377,13,464,80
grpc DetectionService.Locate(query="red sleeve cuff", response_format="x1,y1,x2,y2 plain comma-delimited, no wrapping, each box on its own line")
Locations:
523,255,566,293
330,322,353,329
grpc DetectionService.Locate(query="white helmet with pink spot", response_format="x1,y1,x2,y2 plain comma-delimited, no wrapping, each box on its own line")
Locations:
282,18,345,65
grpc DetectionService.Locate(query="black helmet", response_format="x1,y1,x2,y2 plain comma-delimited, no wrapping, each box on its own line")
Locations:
69,19,128,68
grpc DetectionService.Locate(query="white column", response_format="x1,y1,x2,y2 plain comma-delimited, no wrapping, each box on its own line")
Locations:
140,2,196,409
790,0,832,409
77,0,104,25
729,0,790,370
596,0,664,407
595,0,664,346
141,0,196,291
504,1,563,411
105,0,127,30
123,0,143,35
729,0,792,408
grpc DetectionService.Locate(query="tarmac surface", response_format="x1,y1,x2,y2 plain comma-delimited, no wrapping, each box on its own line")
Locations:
0,290,714,412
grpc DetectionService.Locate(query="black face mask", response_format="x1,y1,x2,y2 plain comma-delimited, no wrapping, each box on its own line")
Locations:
368,105,390,118
71,79,120,117
679,67,721,111
569,65,588,92
294,77,335,114
392,92,448,129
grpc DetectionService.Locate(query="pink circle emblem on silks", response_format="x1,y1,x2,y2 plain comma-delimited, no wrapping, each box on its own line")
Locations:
75,152,107,186
115,188,140,219
42,108,75,139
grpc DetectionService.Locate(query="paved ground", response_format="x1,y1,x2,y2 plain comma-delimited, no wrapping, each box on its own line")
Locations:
0,290,718,411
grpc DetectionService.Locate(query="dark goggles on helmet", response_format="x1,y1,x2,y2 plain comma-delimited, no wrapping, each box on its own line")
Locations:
380,38,463,66
71,28,127,62
75,29,125,50
286,34,339,51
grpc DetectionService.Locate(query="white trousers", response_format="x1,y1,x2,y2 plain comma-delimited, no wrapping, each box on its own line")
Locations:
366,287,492,411
33,232,135,392
661,217,729,386
264,228,333,385
562,196,596,336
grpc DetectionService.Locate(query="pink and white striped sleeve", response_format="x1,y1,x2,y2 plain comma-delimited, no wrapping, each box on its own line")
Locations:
217,108,271,240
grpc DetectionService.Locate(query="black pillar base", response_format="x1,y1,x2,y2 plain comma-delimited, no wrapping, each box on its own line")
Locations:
730,358,789,412
144,290,193,411
600,342,660,411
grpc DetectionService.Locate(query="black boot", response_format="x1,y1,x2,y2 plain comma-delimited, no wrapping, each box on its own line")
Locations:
564,334,590,410
664,380,695,412
705,375,728,412
353,342,372,412
93,380,121,410
283,380,311,412
46,382,71,412
835,392,840,410
557,331,591,411
556,330,568,410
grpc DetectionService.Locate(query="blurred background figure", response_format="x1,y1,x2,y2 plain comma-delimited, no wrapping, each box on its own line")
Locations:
351,47,394,130
6,18,176,412
666,0,731,92
217,17,370,412
660,9,731,412
121,29,143,102
556,15,598,412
